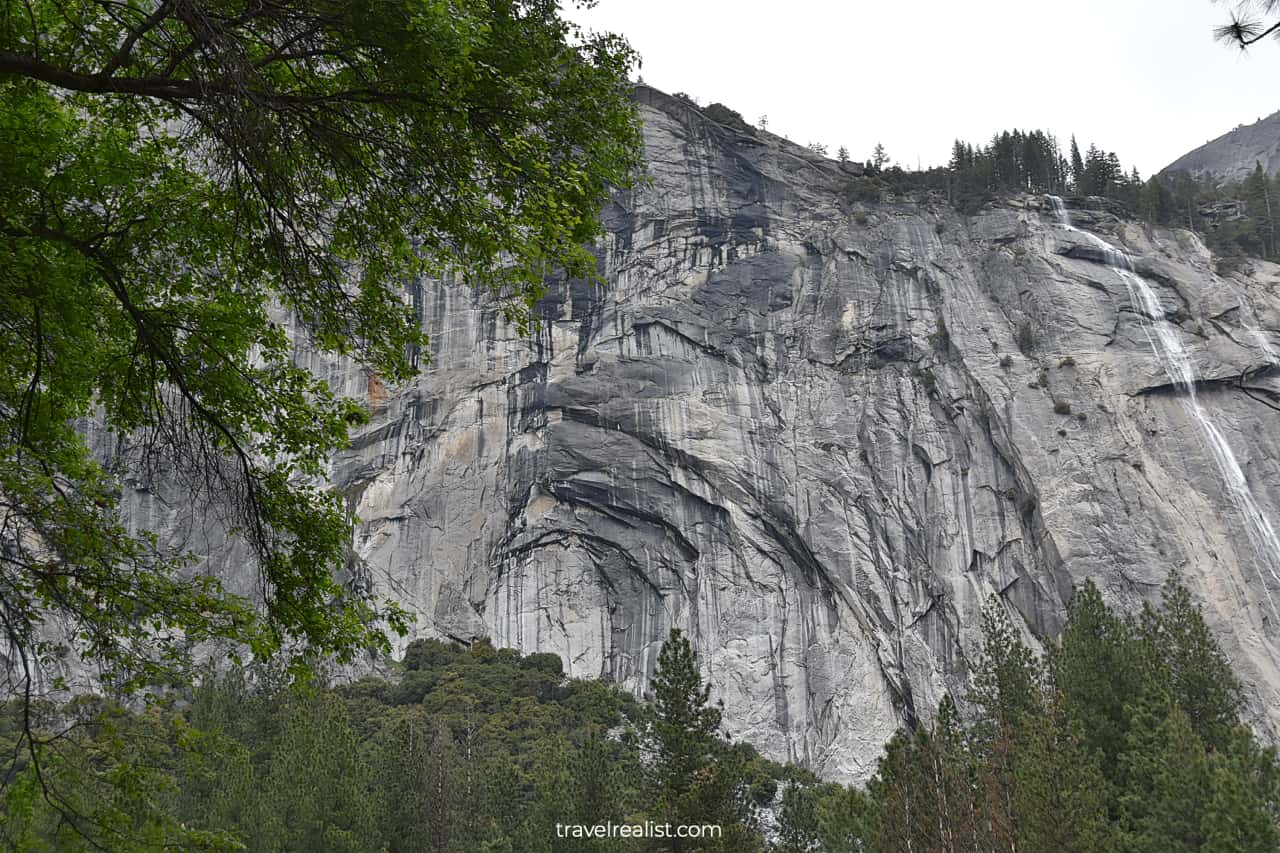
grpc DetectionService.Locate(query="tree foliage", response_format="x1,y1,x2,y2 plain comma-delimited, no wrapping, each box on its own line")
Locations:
1,637,793,851
645,628,765,852
786,576,1277,852
3,579,1277,850
942,129,1142,212
1141,165,1280,270
0,0,640,769
1215,0,1280,48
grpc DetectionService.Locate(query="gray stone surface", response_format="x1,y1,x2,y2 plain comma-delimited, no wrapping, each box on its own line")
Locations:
140,87,1280,783
1160,109,1280,183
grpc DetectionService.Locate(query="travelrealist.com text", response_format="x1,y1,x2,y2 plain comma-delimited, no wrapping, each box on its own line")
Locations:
555,822,723,840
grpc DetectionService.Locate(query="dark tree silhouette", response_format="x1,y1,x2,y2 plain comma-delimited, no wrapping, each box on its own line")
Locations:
1215,0,1280,47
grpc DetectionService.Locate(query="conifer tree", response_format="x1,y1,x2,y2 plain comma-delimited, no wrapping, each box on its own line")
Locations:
1244,162,1277,258
1141,574,1243,751
1118,696,1210,853
1214,4,1280,48
868,730,932,851
927,696,981,852
777,783,825,853
977,723,1019,852
369,713,463,853
573,730,635,849
971,600,1043,741
870,700,978,852
522,735,581,853
1202,727,1280,853
645,628,759,852
1051,580,1141,779
1011,697,1113,852
1070,136,1085,190
255,692,379,853
815,783,876,853
1139,177,1176,224
649,629,720,799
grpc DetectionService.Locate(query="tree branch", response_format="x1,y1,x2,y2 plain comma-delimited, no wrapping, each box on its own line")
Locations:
1243,19,1280,44
98,0,175,77
0,50,433,108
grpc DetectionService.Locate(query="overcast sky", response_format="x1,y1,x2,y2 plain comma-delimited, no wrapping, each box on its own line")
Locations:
566,0,1280,178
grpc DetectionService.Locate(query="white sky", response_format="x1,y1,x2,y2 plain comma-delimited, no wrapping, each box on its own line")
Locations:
566,0,1280,178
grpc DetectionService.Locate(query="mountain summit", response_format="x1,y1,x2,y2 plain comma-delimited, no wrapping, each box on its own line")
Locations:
1161,109,1280,183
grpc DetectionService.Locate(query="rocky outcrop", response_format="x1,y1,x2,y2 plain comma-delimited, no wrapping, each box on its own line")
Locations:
1160,109,1280,183
138,86,1280,784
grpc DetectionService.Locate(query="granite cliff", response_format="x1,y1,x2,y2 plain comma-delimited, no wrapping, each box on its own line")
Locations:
132,86,1280,784
1160,109,1280,183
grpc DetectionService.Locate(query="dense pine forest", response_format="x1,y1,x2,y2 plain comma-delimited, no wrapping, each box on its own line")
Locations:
4,575,1276,852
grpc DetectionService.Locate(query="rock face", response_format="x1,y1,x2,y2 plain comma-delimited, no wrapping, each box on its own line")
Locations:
178,87,1280,783
1160,110,1280,183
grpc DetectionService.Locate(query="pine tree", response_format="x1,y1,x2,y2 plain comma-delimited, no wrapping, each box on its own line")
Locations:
649,628,720,795
871,697,981,852
868,730,933,851
1118,695,1210,853
976,722,1018,852
1070,135,1085,191
1011,697,1113,852
573,730,635,850
928,696,981,852
1142,573,1243,751
1244,162,1277,258
255,692,379,853
1202,727,1280,853
777,783,825,853
522,735,581,853
370,714,441,852
969,601,1043,850
872,143,889,170
1050,580,1141,779
1139,177,1175,224
971,600,1043,742
1105,152,1124,195
645,628,759,852
815,783,875,853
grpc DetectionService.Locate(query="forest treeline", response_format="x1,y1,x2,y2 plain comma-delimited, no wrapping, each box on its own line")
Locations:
838,126,1280,270
3,574,1277,852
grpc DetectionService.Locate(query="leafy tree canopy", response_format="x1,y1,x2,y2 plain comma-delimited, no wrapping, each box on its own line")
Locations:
0,0,641,703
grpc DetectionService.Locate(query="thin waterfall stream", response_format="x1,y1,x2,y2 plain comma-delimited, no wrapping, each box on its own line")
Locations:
1047,196,1280,618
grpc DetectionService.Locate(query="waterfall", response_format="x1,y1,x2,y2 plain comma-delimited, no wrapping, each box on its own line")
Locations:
1048,196,1280,616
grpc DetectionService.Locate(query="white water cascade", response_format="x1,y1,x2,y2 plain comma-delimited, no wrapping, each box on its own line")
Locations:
1048,196,1280,617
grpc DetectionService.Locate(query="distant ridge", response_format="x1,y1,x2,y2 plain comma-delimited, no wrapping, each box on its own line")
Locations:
1159,109,1280,184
